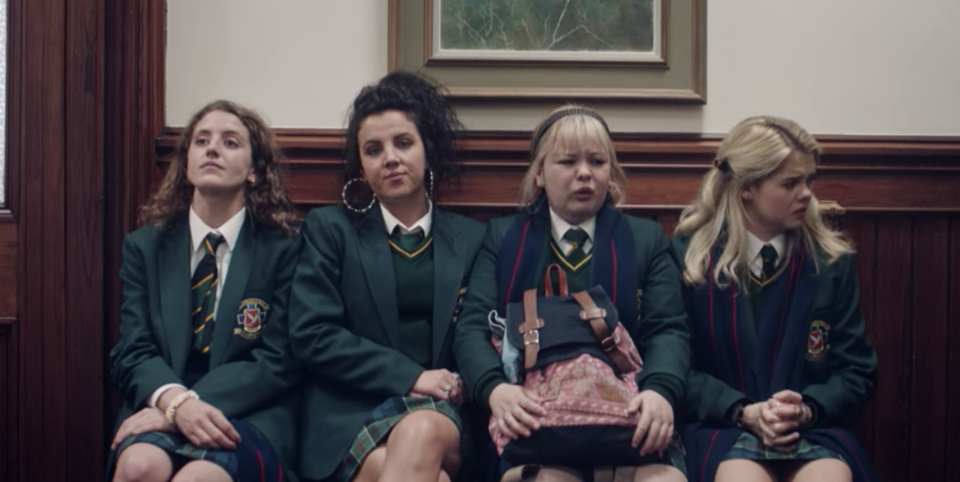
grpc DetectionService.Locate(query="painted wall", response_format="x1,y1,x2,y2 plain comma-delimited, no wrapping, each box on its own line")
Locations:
167,0,960,135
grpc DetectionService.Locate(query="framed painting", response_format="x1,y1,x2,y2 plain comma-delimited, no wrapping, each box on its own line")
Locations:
388,0,706,103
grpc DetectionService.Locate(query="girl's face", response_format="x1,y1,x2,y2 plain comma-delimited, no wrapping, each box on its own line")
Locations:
742,150,816,241
357,110,427,207
186,110,255,196
536,140,611,225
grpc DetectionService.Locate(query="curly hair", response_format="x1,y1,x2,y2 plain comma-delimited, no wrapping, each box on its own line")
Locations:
139,100,301,235
342,70,464,208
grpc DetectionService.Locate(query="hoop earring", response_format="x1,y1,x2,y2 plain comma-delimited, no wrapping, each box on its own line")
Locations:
426,168,435,201
342,177,377,214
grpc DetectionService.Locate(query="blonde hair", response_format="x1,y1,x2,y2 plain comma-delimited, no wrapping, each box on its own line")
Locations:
519,104,627,207
675,115,852,288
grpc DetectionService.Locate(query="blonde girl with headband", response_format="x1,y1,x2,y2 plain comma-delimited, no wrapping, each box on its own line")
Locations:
674,116,878,482
454,104,691,482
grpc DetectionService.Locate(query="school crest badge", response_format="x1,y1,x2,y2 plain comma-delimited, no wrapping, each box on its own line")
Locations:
806,320,830,361
235,298,269,340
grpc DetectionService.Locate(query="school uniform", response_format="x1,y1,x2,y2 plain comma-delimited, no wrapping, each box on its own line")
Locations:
288,202,484,482
107,209,302,481
453,200,691,477
673,233,879,482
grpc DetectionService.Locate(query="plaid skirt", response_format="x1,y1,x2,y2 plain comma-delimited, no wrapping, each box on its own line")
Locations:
114,420,283,481
332,396,462,482
724,432,843,462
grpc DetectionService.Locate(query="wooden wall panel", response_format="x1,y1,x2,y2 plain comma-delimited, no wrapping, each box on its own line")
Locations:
871,218,913,482
947,217,960,482
0,223,17,318
0,324,15,482
842,216,878,459
64,0,105,478
18,1,69,480
909,218,949,481
11,0,106,480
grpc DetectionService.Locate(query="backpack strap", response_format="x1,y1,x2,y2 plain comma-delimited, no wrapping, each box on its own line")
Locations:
573,290,633,373
517,289,544,369
542,263,569,297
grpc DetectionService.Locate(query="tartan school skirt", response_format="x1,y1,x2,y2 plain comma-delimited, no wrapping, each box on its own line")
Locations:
114,419,284,482
332,396,463,482
724,432,844,463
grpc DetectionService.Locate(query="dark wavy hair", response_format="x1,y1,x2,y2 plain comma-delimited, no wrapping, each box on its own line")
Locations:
139,100,301,235
342,71,464,208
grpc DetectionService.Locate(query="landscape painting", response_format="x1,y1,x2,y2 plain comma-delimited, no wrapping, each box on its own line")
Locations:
431,0,662,64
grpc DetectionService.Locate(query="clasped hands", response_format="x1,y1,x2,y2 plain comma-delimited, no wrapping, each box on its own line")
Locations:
741,389,814,452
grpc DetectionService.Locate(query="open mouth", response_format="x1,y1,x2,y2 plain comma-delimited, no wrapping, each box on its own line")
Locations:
574,187,594,200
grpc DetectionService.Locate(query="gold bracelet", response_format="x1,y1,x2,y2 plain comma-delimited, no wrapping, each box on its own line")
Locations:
164,390,199,428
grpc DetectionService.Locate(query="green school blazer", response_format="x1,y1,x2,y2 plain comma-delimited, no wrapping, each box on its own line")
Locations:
289,204,484,481
671,236,878,429
453,214,691,413
107,215,302,478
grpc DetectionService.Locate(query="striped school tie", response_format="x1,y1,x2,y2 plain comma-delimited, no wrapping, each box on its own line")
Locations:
191,233,224,355
562,228,590,265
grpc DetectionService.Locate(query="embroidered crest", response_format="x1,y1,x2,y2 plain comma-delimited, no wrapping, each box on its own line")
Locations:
806,320,830,360
235,298,269,340
452,287,467,323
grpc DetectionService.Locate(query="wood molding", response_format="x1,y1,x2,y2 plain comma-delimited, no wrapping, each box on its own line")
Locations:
0,210,13,223
156,129,960,213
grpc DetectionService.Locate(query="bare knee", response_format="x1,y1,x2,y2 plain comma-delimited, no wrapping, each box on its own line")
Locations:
389,410,460,452
784,459,852,482
631,464,686,482
354,447,388,482
716,459,776,482
113,444,172,482
170,461,231,482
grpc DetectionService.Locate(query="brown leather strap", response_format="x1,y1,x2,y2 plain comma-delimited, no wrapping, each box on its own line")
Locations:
542,263,569,297
572,291,633,373
518,289,544,369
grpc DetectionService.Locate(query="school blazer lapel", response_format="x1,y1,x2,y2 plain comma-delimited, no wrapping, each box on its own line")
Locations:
431,213,464,366
158,220,192,375
357,208,401,347
210,217,255,368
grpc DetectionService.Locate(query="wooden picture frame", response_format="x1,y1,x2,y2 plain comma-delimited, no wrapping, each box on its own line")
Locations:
388,0,706,103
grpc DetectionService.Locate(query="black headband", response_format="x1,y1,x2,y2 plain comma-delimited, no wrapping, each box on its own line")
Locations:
529,108,611,158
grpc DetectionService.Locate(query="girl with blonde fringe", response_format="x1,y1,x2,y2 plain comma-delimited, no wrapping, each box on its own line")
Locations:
673,116,878,482
455,105,690,482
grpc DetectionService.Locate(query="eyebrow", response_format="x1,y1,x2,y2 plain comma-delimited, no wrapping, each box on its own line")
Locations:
194,129,245,138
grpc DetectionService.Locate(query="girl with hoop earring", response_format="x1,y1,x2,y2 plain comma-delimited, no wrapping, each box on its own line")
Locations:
288,71,485,482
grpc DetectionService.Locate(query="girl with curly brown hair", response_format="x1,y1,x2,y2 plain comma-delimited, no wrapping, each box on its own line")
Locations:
107,100,302,482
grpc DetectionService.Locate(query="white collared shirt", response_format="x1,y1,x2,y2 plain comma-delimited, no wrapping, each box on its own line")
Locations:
549,208,596,255
380,200,433,237
746,231,785,278
147,206,246,409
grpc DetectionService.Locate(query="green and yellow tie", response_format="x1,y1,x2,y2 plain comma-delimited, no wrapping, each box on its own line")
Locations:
191,233,224,355
562,228,590,266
